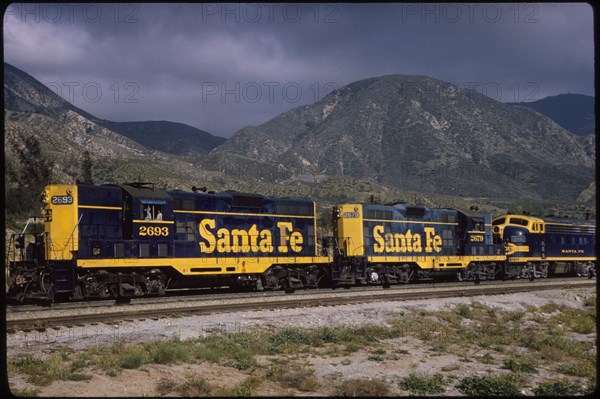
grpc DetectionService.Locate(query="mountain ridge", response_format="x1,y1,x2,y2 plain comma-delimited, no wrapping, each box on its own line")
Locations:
4,64,595,206
4,62,225,155
509,93,594,136
210,74,594,201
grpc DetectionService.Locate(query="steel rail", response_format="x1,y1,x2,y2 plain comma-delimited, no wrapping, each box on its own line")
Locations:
6,279,595,332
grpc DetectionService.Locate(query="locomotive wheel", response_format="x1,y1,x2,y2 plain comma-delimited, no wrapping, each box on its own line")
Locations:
15,281,31,303
382,276,391,289
72,284,85,300
109,285,119,298
254,278,264,292
15,291,25,303
134,283,145,296
47,285,56,304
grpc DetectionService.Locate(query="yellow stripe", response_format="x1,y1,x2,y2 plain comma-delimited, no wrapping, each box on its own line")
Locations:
133,220,175,224
368,255,505,270
77,255,330,275
508,257,596,262
313,202,318,257
79,205,123,211
363,219,458,226
174,209,314,219
545,222,595,228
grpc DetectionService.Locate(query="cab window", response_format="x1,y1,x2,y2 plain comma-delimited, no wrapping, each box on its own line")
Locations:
509,218,529,227
141,204,164,220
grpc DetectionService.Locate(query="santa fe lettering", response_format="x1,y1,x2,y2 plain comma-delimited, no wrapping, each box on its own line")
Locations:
198,219,303,254
373,225,442,254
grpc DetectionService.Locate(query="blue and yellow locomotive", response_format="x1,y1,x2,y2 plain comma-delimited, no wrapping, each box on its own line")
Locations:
7,183,328,301
6,183,596,302
330,203,505,286
492,214,596,278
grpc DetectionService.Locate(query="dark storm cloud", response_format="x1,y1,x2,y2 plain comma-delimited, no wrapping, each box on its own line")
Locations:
4,3,593,137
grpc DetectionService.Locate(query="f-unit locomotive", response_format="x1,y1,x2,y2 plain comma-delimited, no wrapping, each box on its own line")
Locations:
492,214,596,279
6,183,596,302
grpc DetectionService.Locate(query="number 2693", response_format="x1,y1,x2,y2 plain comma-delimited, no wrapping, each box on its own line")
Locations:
139,226,169,236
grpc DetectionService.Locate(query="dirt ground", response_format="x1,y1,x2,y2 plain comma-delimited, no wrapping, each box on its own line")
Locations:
6,287,597,396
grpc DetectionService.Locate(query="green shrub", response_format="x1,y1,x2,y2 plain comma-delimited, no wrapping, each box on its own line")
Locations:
457,375,522,396
177,376,212,396
368,348,386,362
8,353,87,386
533,379,580,396
148,338,191,364
398,372,445,395
557,360,596,378
583,294,596,307
503,356,538,374
335,378,390,397
455,303,472,318
155,375,212,396
224,348,257,370
119,346,149,369
267,362,320,392
224,376,263,396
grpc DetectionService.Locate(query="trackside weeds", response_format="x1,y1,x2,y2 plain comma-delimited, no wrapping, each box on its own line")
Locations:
7,289,597,396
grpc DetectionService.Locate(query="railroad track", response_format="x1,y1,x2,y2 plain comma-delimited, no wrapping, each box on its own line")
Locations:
6,279,596,332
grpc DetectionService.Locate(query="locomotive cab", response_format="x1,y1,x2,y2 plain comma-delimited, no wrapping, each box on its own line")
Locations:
492,215,545,279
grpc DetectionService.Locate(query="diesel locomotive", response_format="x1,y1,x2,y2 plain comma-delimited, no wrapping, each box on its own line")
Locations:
492,214,596,279
6,182,596,302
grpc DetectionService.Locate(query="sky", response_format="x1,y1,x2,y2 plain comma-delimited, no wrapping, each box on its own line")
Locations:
3,3,595,138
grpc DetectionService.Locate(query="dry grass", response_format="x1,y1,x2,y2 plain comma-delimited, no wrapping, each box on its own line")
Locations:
9,296,596,396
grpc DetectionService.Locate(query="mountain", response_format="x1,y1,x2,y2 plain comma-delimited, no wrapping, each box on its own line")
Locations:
4,62,226,192
510,94,595,136
4,62,96,119
210,75,595,202
3,62,224,155
96,120,225,156
4,62,595,214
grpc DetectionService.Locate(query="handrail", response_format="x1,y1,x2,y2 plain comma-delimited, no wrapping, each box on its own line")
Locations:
60,213,84,258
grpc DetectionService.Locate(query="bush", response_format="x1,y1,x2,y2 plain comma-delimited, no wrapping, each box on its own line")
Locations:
502,356,538,374
148,338,191,364
8,353,91,386
267,362,320,392
533,379,580,396
335,378,390,397
455,303,472,318
457,375,522,396
177,376,212,396
398,372,445,395
557,360,596,378
222,376,263,396
119,346,148,369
